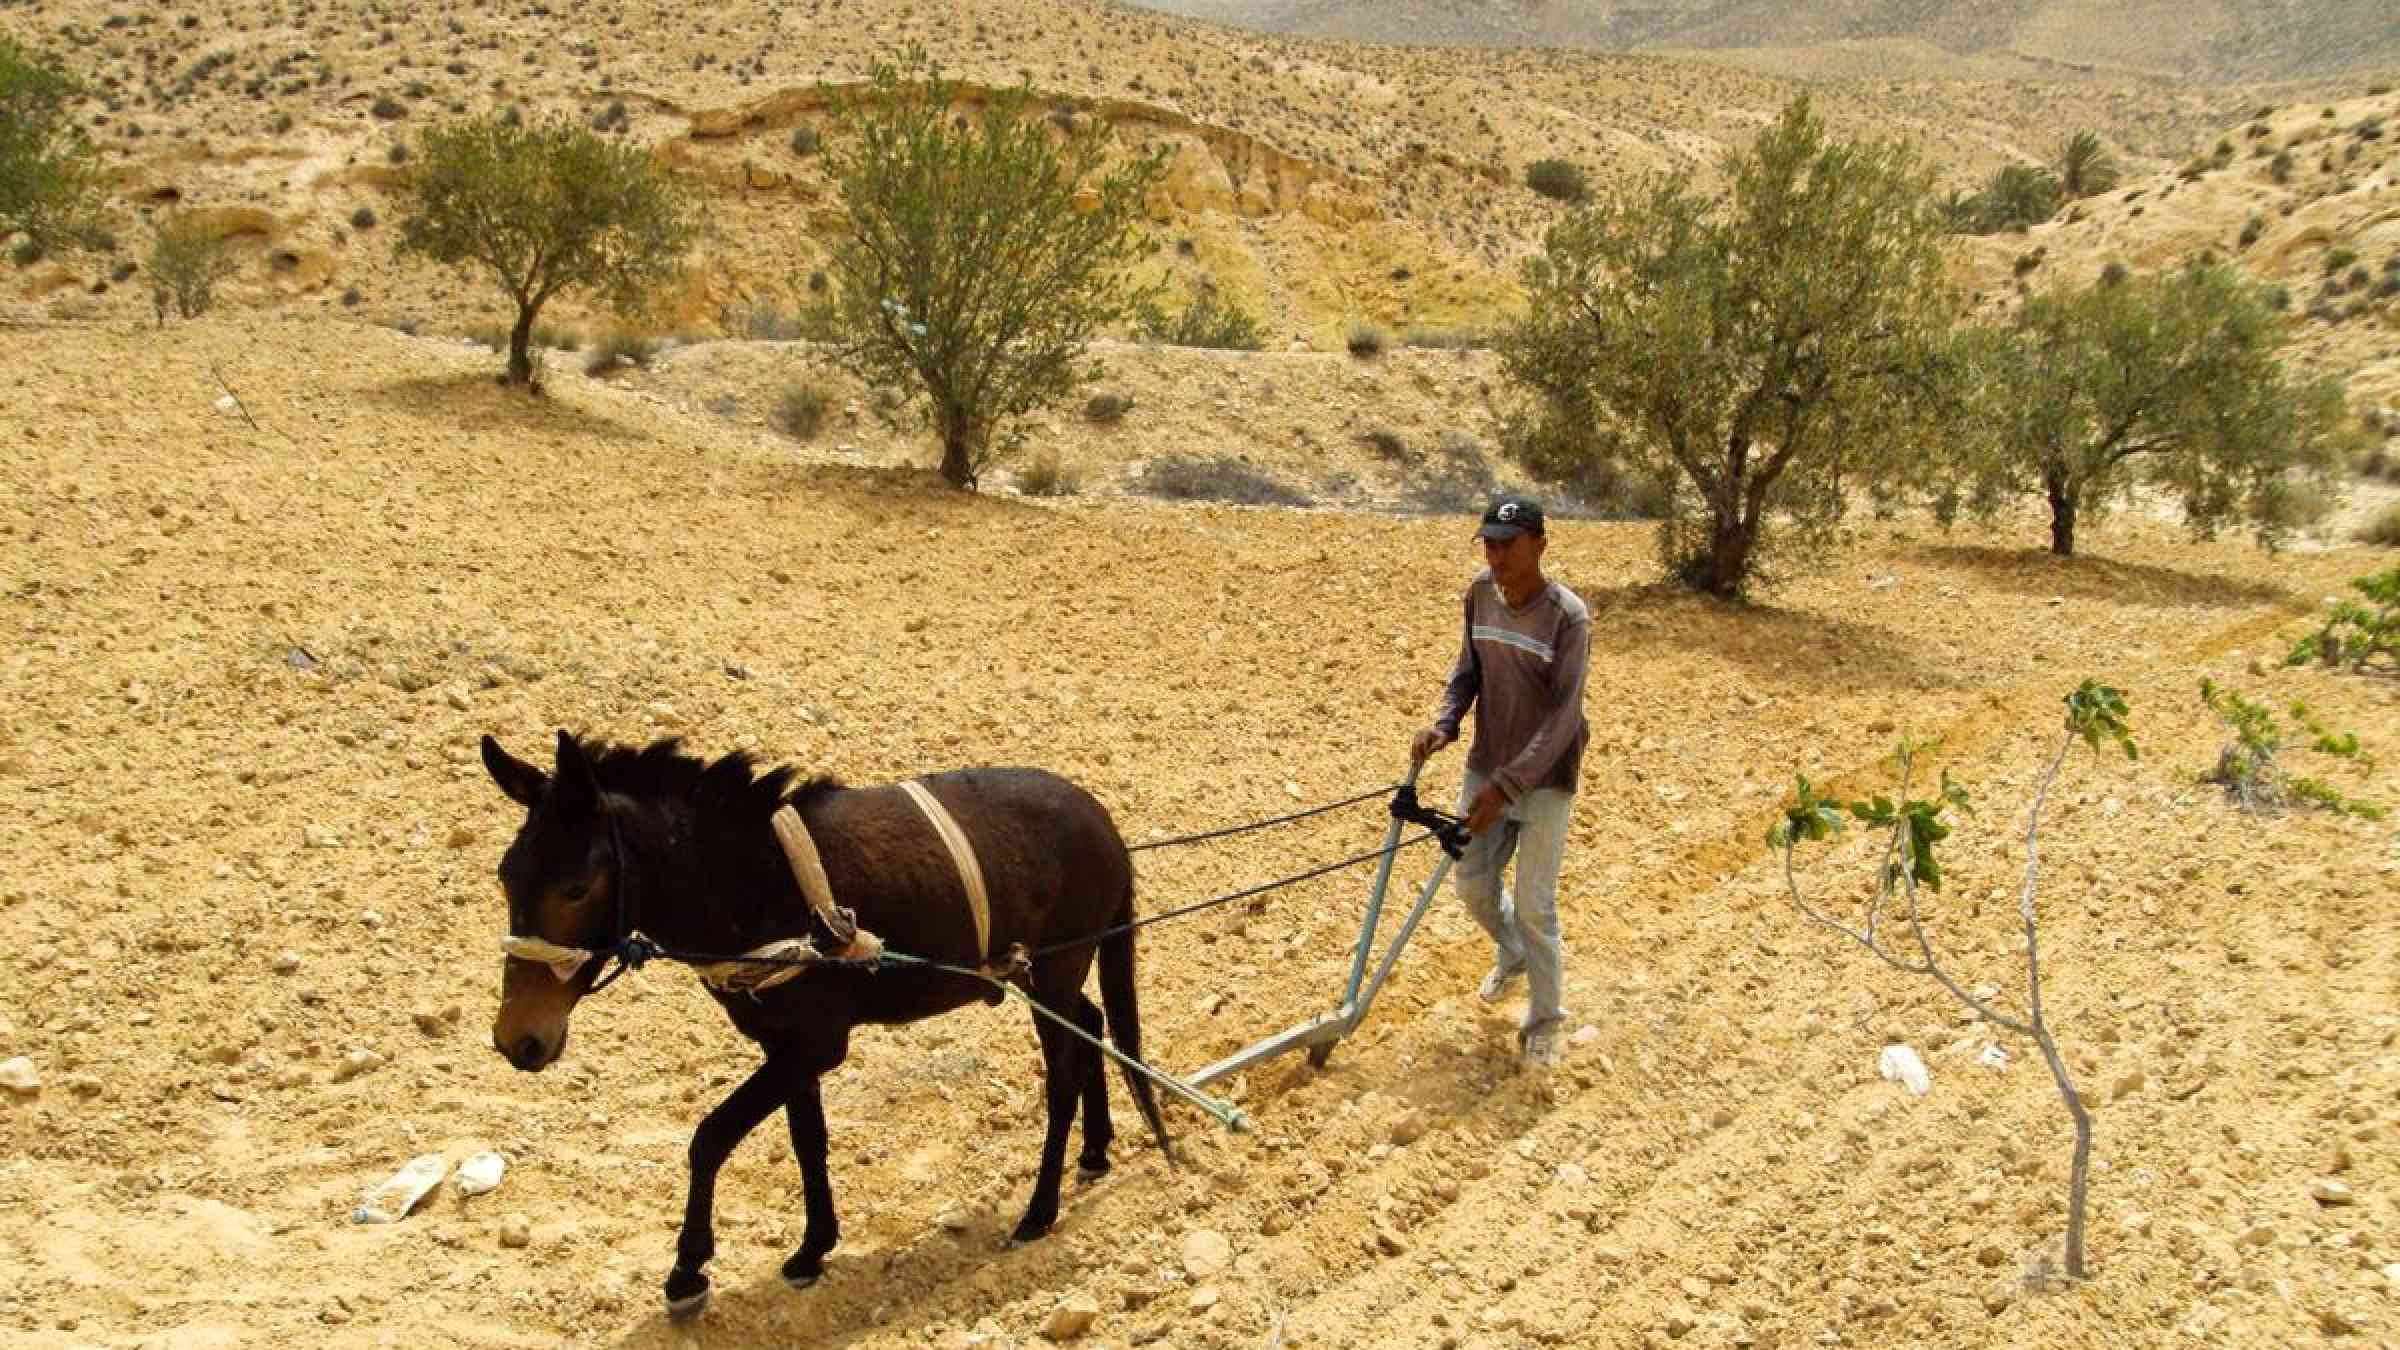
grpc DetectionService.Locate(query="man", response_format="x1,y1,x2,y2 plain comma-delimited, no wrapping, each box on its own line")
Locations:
1411,494,1590,1070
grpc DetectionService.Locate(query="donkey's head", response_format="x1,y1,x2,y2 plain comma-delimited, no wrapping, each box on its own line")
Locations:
482,731,620,1072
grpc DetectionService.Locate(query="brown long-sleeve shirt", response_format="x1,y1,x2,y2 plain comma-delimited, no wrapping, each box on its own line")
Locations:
1432,569,1591,801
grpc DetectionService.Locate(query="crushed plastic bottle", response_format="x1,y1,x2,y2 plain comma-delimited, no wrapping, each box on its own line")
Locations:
353,1154,449,1224
454,1151,506,1197
1877,1043,1932,1096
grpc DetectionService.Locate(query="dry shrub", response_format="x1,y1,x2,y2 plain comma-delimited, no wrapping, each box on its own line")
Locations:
775,382,832,440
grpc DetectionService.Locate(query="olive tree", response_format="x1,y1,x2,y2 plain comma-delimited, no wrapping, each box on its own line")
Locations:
1500,96,1956,597
0,36,108,253
816,60,1169,489
1943,262,2344,556
394,113,699,386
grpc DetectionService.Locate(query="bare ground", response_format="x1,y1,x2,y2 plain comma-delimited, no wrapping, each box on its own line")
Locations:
1,317,2396,1349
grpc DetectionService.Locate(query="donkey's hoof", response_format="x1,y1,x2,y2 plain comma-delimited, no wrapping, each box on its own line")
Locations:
1075,1156,1111,1183
664,1287,710,1322
1005,1219,1055,1249
781,1251,825,1290
663,1267,711,1321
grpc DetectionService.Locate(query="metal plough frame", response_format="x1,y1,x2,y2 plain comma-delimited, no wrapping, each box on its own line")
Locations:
1186,759,1457,1089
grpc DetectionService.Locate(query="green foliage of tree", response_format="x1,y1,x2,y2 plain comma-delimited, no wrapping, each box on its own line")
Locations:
2056,131,2121,199
813,58,1170,489
0,37,109,253
393,112,700,387
2285,563,2400,673
1499,97,1957,598
2198,679,2382,819
1939,262,2345,557
146,215,238,324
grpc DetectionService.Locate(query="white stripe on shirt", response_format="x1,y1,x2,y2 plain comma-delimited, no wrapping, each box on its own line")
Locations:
1471,625,1554,661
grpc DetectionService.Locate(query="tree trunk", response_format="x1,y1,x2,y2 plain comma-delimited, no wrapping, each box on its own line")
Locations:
2046,473,2077,557
937,406,981,490
2032,1024,2092,1280
507,302,540,388
1698,499,1757,599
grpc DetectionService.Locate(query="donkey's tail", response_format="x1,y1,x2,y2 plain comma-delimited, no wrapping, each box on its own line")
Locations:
1098,881,1173,1160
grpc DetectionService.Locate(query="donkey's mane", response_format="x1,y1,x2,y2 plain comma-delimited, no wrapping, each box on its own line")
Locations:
576,734,840,818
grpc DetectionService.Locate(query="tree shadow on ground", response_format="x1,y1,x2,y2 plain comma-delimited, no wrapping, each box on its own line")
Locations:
362,372,654,447
1916,544,2294,609
1566,578,1957,695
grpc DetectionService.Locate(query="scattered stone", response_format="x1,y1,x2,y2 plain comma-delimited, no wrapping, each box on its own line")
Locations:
2308,1178,2355,1207
1181,1228,1232,1278
333,1049,386,1082
936,1207,972,1232
1389,1110,1427,1146
1570,1024,1601,1047
2110,1070,2144,1102
1186,1285,1219,1312
444,686,472,711
1977,1243,2008,1268
445,825,477,849
2317,1305,2361,1336
1677,1277,1711,1300
1664,1307,1698,1338
498,1213,531,1248
1045,1293,1100,1341
302,824,340,849
0,1056,40,1094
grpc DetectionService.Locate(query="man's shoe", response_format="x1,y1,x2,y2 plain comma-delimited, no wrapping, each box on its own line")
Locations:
1522,1026,1563,1071
1477,963,1524,1004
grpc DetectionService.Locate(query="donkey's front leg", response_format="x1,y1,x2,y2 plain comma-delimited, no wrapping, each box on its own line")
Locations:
779,1073,841,1289
666,1058,793,1319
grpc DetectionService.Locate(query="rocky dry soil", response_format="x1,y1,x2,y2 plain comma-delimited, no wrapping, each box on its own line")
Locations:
0,316,2395,1348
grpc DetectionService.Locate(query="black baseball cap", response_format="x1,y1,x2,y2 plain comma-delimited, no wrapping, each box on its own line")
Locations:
1476,494,1544,541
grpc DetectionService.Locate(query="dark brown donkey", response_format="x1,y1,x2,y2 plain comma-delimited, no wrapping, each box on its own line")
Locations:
479,731,1169,1319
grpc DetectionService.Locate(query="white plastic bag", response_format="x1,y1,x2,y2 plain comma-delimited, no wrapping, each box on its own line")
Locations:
353,1154,449,1224
455,1151,506,1197
1877,1044,1932,1096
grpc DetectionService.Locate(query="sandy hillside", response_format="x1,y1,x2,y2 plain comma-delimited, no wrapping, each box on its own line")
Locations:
0,0,2307,349
1,316,2395,1349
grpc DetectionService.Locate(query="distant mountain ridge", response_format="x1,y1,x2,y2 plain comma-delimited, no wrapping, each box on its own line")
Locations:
1119,0,2400,83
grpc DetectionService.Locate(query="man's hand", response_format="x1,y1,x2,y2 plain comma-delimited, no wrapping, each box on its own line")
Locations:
1410,725,1452,763
1465,782,1508,836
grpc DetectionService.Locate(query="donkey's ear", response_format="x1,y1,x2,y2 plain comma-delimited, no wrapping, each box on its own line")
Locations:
551,730,599,819
482,734,548,808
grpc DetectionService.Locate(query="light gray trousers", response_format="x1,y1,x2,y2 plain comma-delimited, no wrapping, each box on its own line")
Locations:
1454,769,1572,1037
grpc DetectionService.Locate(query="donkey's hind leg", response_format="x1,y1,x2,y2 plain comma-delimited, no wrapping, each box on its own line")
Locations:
1071,992,1116,1181
1010,1013,1086,1246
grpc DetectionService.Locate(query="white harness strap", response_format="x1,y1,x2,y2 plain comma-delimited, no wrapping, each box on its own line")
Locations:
498,803,881,993
898,779,991,962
